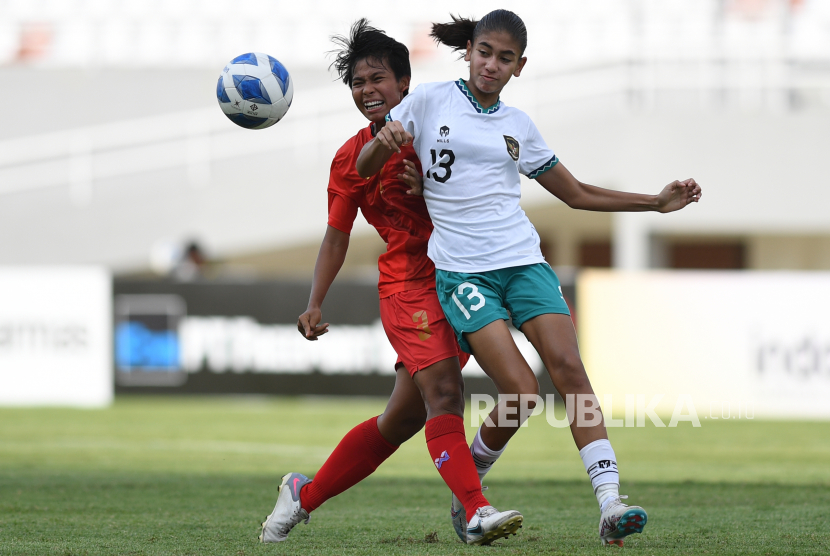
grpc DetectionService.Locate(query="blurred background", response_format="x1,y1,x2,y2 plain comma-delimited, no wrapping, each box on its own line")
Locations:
1,0,829,412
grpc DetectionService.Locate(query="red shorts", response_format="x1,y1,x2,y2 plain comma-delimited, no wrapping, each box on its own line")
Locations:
380,287,470,377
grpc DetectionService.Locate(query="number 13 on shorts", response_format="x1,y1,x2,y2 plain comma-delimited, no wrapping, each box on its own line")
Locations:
451,282,486,320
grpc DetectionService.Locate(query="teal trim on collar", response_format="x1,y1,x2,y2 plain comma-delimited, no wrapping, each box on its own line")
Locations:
455,79,501,114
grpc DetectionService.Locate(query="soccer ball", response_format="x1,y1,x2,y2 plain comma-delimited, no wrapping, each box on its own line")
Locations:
216,52,293,130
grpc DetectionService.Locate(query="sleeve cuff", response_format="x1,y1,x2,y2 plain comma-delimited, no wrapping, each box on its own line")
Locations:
327,218,353,235
527,155,559,179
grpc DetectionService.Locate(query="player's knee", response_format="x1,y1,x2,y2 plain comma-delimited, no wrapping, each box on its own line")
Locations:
521,383,540,409
439,372,466,400
526,376,541,399
426,379,464,416
549,352,589,389
415,359,465,416
501,373,539,400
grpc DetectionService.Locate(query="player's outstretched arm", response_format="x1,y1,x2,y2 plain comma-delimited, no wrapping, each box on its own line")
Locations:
297,225,350,341
356,120,413,178
536,163,702,213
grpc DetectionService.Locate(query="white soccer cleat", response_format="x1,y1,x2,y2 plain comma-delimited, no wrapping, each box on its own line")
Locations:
259,472,312,543
598,496,647,547
451,486,488,542
465,505,523,546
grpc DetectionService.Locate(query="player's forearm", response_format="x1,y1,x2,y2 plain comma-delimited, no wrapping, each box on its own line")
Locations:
568,182,659,212
307,229,350,310
538,164,659,213
356,138,393,178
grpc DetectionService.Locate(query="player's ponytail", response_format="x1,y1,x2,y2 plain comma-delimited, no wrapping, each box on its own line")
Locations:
430,15,478,53
431,10,528,56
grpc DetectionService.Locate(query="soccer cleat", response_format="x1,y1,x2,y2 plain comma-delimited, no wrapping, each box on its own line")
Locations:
598,496,647,546
451,486,488,542
259,472,312,543
465,505,523,546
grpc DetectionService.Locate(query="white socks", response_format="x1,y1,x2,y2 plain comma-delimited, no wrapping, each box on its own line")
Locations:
579,439,620,510
471,431,621,512
470,427,506,484
595,483,620,512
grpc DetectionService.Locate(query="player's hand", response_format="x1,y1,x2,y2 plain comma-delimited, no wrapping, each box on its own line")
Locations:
375,120,413,154
656,178,702,213
399,159,423,196
297,307,329,341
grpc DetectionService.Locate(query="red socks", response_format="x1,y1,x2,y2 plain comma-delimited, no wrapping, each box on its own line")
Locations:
425,414,489,522
298,413,488,522
300,416,398,513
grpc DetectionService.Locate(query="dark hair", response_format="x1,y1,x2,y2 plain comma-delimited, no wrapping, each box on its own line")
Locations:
330,18,411,89
431,10,528,56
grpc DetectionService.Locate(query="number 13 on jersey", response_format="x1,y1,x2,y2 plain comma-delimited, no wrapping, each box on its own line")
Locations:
426,149,455,183
451,282,485,320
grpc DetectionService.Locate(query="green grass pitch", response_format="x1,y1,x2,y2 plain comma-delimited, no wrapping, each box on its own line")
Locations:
1,396,828,555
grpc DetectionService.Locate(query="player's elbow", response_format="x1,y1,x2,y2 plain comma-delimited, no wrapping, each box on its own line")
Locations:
355,152,376,179
560,185,594,210
323,226,350,251
355,160,372,179
560,192,586,210
355,143,378,179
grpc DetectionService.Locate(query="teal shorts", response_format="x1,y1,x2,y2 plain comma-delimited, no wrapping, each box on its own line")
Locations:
435,263,571,354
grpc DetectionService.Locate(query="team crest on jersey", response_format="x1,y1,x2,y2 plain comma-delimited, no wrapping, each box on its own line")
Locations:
503,135,520,161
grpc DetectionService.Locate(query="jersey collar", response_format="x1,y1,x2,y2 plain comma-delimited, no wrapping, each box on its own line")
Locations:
455,79,501,115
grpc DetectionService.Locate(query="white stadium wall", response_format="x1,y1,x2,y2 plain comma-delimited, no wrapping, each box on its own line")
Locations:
0,267,113,407
1,1,830,272
578,270,830,420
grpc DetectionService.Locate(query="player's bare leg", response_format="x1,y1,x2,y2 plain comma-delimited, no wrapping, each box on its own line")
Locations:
464,320,542,452
521,313,647,546
411,357,466,420
377,365,428,445
520,314,607,449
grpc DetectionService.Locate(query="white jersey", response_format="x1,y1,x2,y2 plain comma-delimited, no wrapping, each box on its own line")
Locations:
388,79,559,273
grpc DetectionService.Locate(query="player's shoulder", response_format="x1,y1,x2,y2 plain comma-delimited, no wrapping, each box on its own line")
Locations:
333,125,373,163
420,80,457,91
405,80,457,102
496,102,539,139
426,80,459,97
329,125,373,194
496,101,532,123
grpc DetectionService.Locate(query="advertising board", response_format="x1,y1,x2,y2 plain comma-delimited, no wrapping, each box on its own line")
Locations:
0,267,112,407
578,271,830,419
113,279,548,397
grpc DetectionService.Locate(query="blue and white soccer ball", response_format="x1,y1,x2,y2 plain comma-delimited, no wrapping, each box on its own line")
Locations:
216,52,293,130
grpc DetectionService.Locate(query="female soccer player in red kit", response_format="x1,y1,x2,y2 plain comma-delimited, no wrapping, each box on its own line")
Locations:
259,20,522,546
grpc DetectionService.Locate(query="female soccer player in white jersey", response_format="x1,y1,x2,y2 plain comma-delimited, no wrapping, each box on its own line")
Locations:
357,9,702,547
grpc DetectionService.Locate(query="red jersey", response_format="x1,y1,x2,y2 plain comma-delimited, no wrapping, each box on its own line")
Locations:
328,124,435,298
